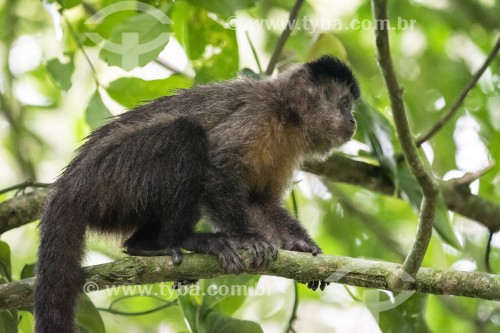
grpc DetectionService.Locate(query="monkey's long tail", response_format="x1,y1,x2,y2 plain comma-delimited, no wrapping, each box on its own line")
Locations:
34,194,87,333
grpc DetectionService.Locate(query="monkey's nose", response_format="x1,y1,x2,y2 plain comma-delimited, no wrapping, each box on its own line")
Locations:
349,119,355,124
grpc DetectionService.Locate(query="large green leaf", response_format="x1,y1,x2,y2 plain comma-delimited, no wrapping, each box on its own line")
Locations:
356,100,399,187
85,90,113,130
172,3,239,82
202,275,259,315
187,0,257,19
379,293,431,333
106,75,192,108
204,311,263,333
76,294,105,333
306,33,348,62
99,12,172,70
356,102,461,249
0,310,18,333
398,164,461,249
50,0,81,9
0,241,12,282
178,293,201,333
20,263,36,280
46,55,74,92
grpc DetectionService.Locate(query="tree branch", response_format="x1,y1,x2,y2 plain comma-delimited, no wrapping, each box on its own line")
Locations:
0,190,47,234
416,35,500,146
265,0,305,75
2,155,500,234
372,0,439,286
1,251,499,311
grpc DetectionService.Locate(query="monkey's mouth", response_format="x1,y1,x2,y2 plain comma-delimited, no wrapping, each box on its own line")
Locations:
342,122,357,140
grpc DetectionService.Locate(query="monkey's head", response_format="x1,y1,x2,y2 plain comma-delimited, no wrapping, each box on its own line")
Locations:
278,55,360,158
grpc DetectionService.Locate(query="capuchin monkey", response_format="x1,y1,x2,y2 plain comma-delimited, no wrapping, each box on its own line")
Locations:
34,55,360,332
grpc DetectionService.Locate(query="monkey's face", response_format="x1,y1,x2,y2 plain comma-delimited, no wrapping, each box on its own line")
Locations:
302,82,357,156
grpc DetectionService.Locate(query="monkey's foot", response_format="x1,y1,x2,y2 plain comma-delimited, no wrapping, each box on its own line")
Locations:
124,247,183,265
284,239,329,291
233,233,278,269
181,233,244,274
173,279,198,290
305,280,330,291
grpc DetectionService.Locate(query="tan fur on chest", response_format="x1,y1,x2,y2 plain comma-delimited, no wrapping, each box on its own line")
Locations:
243,120,303,198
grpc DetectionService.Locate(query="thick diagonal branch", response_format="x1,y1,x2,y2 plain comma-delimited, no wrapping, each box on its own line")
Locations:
371,0,439,286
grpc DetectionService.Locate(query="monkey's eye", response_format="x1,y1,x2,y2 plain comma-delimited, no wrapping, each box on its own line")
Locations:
340,96,351,110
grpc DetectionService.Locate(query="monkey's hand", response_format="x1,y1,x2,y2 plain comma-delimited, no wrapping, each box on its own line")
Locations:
283,238,322,256
232,232,278,269
284,238,330,291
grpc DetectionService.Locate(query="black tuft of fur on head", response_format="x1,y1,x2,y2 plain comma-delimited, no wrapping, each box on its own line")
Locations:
306,55,360,99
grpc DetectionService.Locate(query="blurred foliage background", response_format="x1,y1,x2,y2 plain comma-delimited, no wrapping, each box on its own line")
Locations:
0,0,499,332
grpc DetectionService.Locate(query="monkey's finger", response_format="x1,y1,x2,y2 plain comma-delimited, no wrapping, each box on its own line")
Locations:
319,281,329,291
270,244,278,260
171,249,183,265
218,243,244,274
251,244,267,268
307,281,319,291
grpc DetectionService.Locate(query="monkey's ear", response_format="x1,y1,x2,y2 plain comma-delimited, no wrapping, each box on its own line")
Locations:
306,55,360,99
281,67,316,118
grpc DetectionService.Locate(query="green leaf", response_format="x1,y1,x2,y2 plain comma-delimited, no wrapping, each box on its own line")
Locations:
99,12,172,70
172,4,239,82
85,90,113,130
306,33,348,62
202,275,259,315
76,294,105,333
433,192,462,249
178,293,201,333
83,8,136,47
0,310,18,333
52,0,81,9
397,164,461,249
356,101,399,185
379,293,431,333
20,263,36,280
106,75,192,108
239,68,261,79
204,310,263,333
18,311,35,333
46,55,74,91
0,241,12,282
187,0,257,19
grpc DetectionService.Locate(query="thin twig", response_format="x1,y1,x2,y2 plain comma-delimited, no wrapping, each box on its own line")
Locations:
245,31,263,74
290,189,299,218
416,36,500,145
485,230,494,273
97,300,177,316
284,282,299,333
154,58,191,77
0,181,51,196
451,163,495,185
265,0,305,75
63,16,101,87
285,191,300,333
371,0,439,288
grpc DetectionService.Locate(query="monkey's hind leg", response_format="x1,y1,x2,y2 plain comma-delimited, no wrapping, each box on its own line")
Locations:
122,116,209,265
